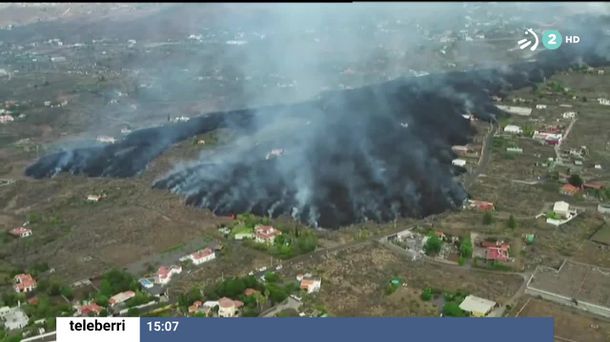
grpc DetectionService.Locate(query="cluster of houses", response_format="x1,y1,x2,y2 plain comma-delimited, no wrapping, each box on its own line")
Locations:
233,225,283,245
188,297,244,318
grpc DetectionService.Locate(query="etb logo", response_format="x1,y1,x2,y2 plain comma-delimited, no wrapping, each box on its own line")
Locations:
541,30,580,50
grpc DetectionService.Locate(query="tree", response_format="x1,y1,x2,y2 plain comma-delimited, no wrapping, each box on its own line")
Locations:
568,174,583,187
482,212,493,225
507,215,517,229
95,294,109,307
424,235,442,256
459,237,473,258
60,286,74,300
443,302,466,317
420,288,433,301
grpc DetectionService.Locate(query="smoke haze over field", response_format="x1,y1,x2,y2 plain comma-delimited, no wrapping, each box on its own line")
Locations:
21,4,610,227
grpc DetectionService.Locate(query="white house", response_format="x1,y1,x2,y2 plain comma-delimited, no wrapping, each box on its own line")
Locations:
254,226,282,245
451,159,467,168
535,104,547,109
459,295,496,317
597,98,610,106
188,248,216,265
562,111,576,119
218,297,244,318
109,291,136,307
553,201,571,219
0,306,29,331
504,124,522,134
300,277,322,294
156,265,182,285
8,227,32,238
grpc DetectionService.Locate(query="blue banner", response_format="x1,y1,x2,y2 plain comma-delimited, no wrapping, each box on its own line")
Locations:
140,317,554,342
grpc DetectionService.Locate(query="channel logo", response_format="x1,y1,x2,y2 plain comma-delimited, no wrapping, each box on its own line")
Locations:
518,28,539,51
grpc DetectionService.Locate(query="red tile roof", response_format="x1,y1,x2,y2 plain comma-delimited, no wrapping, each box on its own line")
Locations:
8,227,31,237
255,226,282,240
561,183,580,195
191,248,214,260
486,246,509,262
80,303,103,316
14,274,37,291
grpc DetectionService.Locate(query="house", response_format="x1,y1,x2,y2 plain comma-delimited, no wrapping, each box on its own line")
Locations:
485,245,510,262
536,104,547,109
451,145,469,157
532,131,562,145
156,265,182,285
108,291,136,307
560,184,580,196
188,248,216,265
504,124,522,134
496,105,532,116
96,135,116,144
451,159,466,168
254,225,282,245
77,303,103,317
506,147,523,153
14,274,37,293
218,297,244,318
583,182,605,191
553,201,571,219
597,98,610,106
0,306,29,331
0,114,14,124
86,193,107,202
300,277,322,294
562,111,576,119
8,226,32,238
459,295,497,317
468,200,495,211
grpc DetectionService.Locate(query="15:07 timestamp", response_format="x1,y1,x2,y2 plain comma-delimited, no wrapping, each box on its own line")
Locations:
146,321,180,332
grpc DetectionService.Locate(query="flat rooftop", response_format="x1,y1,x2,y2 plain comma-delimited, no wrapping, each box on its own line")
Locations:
529,260,610,308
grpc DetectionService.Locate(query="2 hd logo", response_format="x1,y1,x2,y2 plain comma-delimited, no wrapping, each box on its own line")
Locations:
518,28,580,51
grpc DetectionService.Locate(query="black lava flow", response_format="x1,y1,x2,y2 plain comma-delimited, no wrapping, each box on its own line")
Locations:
25,21,610,228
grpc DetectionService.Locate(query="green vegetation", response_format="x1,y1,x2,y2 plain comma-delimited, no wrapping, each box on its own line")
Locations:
568,174,583,187
442,291,468,317
546,211,560,220
98,269,138,297
482,212,493,225
420,288,433,301
385,277,404,295
459,236,473,259
423,234,442,256
245,228,317,259
507,215,517,229
473,258,512,271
